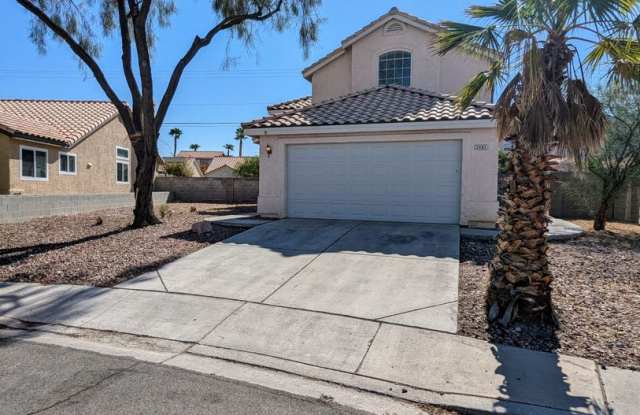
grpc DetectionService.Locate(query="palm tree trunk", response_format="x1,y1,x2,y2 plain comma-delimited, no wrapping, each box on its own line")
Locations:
488,138,558,325
173,138,177,157
239,139,243,157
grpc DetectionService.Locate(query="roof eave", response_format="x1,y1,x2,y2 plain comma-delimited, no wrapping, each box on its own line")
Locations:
245,119,496,139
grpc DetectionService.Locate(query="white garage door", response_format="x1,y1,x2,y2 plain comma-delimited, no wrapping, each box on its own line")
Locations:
286,140,461,223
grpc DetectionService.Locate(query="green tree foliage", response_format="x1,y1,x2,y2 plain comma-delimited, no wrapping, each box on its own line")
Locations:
588,85,640,230
236,156,259,177
164,161,190,177
17,0,322,227
189,143,201,152
223,143,235,156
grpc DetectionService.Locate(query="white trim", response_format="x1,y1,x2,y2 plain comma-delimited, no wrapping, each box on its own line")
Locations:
245,119,496,138
58,151,78,176
115,145,130,184
19,145,49,182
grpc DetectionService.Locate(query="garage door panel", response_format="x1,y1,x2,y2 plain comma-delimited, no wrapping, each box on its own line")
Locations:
286,141,461,224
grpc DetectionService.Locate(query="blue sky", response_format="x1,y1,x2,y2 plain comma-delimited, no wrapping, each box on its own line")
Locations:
1,1,605,157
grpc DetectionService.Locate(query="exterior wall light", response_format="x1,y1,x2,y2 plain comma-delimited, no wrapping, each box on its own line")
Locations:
265,144,272,156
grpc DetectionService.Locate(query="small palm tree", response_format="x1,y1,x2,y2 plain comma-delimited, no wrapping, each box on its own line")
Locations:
169,128,183,157
223,143,235,156
189,143,200,152
436,0,640,324
235,127,246,157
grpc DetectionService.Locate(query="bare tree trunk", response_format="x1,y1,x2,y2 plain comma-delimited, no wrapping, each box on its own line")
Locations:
593,198,609,231
488,138,558,326
132,149,160,228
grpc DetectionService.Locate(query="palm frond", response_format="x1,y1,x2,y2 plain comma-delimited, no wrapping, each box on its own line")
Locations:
455,60,506,109
559,79,606,165
435,21,501,59
495,73,522,140
467,0,521,25
585,37,640,85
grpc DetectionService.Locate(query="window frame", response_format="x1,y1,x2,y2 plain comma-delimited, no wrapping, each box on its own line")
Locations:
19,145,49,182
378,50,412,87
115,145,130,184
59,151,78,176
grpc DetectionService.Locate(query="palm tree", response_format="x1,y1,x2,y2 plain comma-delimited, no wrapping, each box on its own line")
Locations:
235,127,246,157
169,128,183,157
223,143,235,156
436,0,640,325
189,143,200,152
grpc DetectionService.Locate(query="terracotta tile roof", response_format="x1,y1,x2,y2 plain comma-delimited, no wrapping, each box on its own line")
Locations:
267,96,312,111
303,8,441,79
243,85,493,129
0,99,120,146
204,156,251,175
176,150,224,158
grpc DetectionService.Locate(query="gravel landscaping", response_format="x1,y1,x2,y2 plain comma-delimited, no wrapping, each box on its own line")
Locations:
0,203,254,287
459,220,640,371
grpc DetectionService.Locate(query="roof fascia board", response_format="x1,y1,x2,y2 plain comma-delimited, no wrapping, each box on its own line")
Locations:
245,119,496,137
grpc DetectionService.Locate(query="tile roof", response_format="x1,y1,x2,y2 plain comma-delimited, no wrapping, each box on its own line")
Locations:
267,96,312,111
204,156,251,175
176,150,225,159
243,85,493,129
303,8,442,79
0,99,120,146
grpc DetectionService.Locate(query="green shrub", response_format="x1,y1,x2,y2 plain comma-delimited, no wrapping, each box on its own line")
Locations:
236,157,259,177
165,161,189,177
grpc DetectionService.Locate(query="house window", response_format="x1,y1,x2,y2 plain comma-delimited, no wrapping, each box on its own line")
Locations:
20,146,48,181
59,152,77,175
116,146,129,184
378,50,411,87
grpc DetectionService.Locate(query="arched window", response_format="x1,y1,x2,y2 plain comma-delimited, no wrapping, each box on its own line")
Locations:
378,51,411,87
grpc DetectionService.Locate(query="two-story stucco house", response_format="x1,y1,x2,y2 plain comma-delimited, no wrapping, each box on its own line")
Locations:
243,8,499,227
0,99,136,195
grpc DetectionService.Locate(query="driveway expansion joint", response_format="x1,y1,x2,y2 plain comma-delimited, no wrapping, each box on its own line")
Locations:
258,220,362,303
355,322,382,374
373,300,458,321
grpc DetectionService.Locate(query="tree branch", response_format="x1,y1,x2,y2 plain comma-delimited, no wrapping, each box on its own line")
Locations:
116,0,142,130
16,0,135,135
154,1,284,130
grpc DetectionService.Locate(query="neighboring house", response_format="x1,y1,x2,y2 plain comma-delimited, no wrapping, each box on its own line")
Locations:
0,99,135,195
159,157,204,177
176,150,224,172
204,157,251,177
243,8,498,227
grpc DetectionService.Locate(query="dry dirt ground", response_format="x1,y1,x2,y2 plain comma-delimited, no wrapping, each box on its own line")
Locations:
459,220,640,371
0,203,254,287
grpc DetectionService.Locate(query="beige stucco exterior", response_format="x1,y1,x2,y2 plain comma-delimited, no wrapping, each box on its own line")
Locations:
309,20,491,103
255,124,498,226
1,117,136,195
205,165,239,178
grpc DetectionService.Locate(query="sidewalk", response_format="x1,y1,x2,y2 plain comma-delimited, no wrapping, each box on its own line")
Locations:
1,281,637,415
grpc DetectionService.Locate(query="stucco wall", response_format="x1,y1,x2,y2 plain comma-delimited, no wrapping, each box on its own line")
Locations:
257,126,498,226
311,50,352,103
5,117,136,194
310,21,491,102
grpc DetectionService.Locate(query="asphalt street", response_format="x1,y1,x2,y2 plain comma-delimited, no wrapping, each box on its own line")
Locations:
0,339,372,415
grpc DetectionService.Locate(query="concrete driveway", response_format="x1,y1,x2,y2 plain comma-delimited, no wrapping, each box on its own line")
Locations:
119,218,460,332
